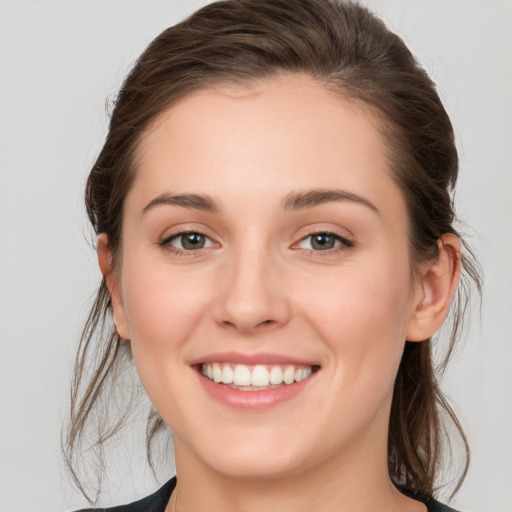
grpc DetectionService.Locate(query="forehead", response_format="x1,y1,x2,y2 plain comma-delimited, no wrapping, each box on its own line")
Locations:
139,74,387,165
129,74,403,220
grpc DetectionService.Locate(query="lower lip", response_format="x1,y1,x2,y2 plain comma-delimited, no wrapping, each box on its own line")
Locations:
196,370,317,411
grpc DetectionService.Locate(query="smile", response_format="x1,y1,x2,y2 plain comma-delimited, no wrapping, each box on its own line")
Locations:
201,363,315,390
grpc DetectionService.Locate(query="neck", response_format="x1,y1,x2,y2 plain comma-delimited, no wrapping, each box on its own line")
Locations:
166,428,426,512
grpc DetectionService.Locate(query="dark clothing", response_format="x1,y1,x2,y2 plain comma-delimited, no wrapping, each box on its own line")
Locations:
399,486,462,512
74,480,174,512
75,477,461,511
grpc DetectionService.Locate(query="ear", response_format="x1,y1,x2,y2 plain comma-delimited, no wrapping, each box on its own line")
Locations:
406,233,461,342
97,234,130,340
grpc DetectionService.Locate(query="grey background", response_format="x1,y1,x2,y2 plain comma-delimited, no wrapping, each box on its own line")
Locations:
0,1,511,511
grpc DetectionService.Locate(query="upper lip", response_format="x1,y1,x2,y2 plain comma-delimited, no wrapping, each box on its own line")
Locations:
189,351,320,367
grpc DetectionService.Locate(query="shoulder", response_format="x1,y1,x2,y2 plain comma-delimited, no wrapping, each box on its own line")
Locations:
398,486,461,512
424,498,461,512
424,500,461,512
73,478,176,512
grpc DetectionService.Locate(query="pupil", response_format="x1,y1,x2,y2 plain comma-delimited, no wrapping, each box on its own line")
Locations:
312,234,334,250
182,233,205,250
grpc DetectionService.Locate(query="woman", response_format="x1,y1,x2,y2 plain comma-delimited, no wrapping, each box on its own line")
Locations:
65,1,481,511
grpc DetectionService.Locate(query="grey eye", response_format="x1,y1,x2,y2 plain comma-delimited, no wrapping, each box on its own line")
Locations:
309,233,338,250
182,233,205,249
169,232,212,250
296,232,352,251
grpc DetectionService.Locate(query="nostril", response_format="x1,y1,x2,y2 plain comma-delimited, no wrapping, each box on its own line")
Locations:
257,319,276,328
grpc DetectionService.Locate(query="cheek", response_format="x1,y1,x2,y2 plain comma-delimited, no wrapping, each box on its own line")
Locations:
118,261,217,422
119,254,215,362
296,258,413,388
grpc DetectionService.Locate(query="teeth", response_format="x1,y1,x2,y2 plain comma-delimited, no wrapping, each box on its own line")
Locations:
201,362,315,388
294,367,313,382
212,363,222,383
221,365,234,384
283,366,295,384
233,365,251,386
269,366,283,385
251,365,269,386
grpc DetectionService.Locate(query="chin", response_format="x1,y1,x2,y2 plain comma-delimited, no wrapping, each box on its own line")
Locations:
205,450,307,481
178,424,316,481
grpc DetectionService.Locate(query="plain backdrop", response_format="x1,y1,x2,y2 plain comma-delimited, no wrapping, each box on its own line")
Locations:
0,1,511,511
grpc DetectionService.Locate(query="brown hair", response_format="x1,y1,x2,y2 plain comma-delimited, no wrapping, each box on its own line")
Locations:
63,0,481,504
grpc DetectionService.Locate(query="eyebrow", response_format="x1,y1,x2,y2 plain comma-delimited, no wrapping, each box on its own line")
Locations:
283,189,380,214
142,193,220,214
142,188,380,216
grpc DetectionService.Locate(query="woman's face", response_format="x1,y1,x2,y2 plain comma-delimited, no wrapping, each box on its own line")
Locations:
107,74,426,479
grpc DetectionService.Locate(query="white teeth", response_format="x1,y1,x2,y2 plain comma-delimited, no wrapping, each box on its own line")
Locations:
233,365,251,386
269,366,284,385
294,367,312,382
212,363,222,383
221,365,234,384
201,362,315,388
251,365,269,386
283,366,295,384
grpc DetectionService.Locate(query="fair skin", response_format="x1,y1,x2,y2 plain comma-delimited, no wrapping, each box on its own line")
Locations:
98,74,460,512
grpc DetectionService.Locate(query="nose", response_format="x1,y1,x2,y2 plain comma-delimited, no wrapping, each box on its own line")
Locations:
214,244,291,335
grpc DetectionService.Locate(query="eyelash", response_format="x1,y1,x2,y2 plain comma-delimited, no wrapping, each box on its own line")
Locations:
159,230,354,256
160,231,217,256
295,231,354,255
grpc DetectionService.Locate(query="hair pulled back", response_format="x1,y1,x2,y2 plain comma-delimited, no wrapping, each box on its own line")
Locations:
64,0,481,503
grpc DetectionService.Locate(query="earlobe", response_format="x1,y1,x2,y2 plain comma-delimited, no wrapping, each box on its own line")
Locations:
406,234,461,342
97,234,130,340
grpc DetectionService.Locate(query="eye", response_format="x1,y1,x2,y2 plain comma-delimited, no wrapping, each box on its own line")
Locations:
296,232,353,251
163,231,215,251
